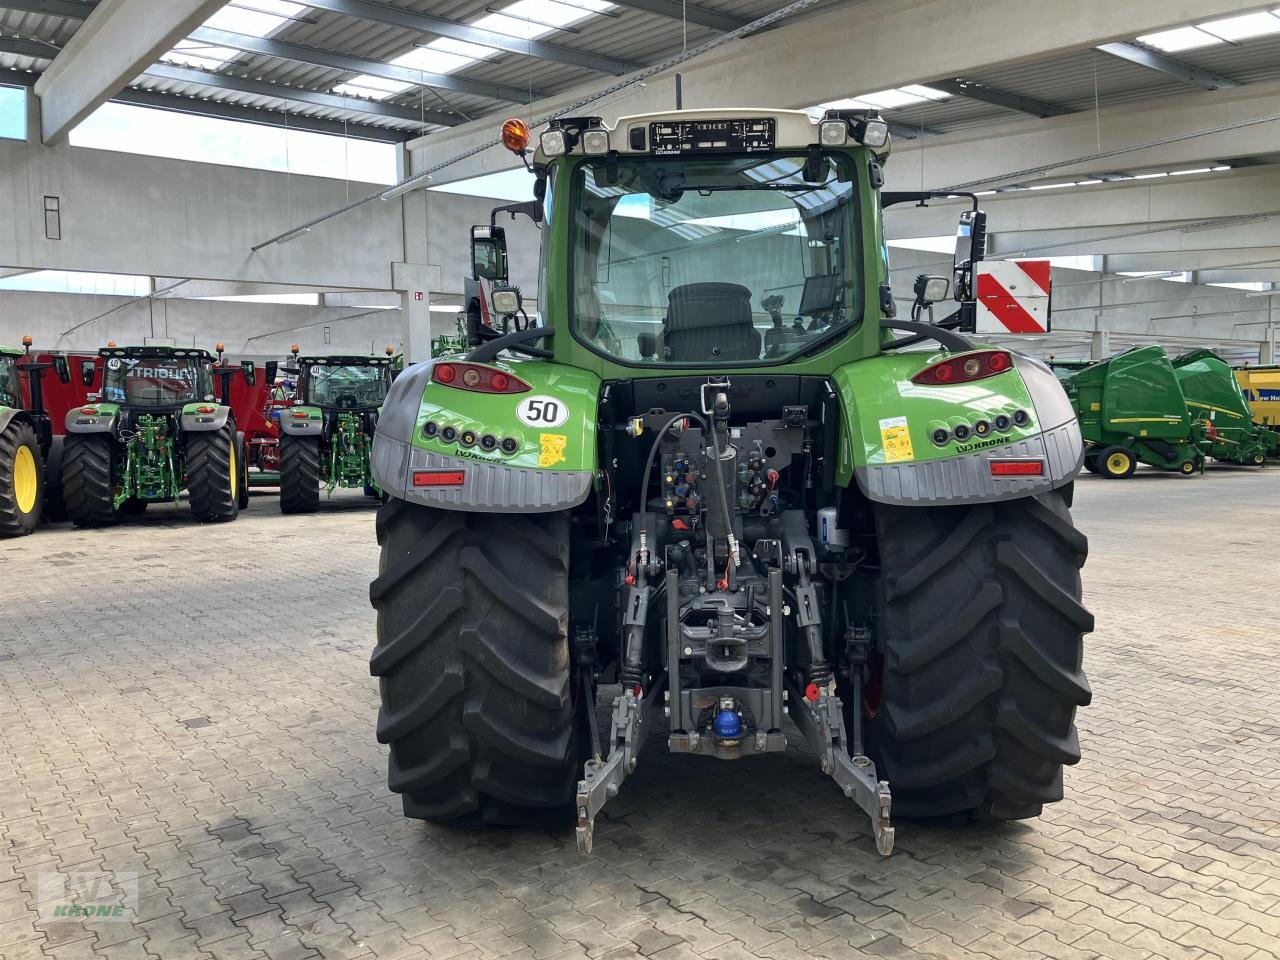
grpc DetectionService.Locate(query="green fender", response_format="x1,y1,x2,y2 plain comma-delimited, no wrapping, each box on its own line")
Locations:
65,401,120,434
832,350,1083,505
179,402,232,432
372,356,600,512
278,405,324,436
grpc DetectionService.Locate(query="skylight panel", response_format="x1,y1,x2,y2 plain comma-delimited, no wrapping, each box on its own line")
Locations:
333,75,412,100
205,1,307,37
853,86,951,109
1198,11,1280,41
163,1,306,71
1135,26,1223,52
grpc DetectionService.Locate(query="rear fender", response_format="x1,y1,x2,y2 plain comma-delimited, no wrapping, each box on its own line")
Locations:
278,405,323,436
372,357,600,512
180,403,232,432
0,406,28,436
64,402,120,434
832,349,1083,505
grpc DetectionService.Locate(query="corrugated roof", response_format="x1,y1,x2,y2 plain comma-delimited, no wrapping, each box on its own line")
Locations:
5,1,1280,144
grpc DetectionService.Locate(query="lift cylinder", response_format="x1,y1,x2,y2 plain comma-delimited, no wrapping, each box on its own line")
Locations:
703,442,737,540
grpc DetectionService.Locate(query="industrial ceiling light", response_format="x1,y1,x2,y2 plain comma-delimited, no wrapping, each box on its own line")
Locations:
380,179,426,201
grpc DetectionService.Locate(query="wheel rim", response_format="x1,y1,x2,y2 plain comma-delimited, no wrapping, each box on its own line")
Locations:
13,445,37,513
1181,461,1194,475
229,441,238,500
1106,452,1129,475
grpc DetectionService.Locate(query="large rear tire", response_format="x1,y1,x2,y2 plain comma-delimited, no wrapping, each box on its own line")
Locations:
63,434,119,528
187,424,239,522
0,420,43,537
369,500,586,826
237,434,250,510
279,434,320,514
865,488,1093,821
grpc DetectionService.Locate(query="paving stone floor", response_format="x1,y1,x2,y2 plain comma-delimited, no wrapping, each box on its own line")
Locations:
2,467,1279,960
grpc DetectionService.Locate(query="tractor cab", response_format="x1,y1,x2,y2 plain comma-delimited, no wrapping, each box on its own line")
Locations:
294,355,393,411
99,345,218,412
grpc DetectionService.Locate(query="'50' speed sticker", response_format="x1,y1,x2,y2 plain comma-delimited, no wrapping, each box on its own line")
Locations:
516,395,569,428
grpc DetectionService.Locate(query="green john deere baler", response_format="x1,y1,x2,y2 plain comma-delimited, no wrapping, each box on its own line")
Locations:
1172,349,1278,466
1064,346,1205,478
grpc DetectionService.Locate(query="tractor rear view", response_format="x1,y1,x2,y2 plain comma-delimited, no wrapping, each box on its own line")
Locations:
278,347,394,513
367,108,1093,855
1173,350,1278,466
62,344,249,526
1064,346,1205,478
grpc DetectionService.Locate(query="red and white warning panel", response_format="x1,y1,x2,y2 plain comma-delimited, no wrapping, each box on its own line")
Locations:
974,260,1051,334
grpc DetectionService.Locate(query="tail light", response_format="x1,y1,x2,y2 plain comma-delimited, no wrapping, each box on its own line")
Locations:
291,410,310,419
432,362,529,394
196,405,217,414
413,470,466,487
79,406,100,415
990,460,1044,477
912,350,1014,386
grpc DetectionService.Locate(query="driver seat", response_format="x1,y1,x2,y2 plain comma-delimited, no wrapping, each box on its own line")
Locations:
662,282,760,362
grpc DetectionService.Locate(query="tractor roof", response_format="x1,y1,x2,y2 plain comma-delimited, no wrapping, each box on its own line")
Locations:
298,355,394,366
99,345,214,360
0,345,22,357
531,107,889,164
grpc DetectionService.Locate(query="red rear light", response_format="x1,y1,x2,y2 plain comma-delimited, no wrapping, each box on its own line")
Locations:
196,405,216,414
413,470,466,487
79,406,99,415
291,410,309,419
912,350,1014,386
990,460,1044,477
431,362,529,394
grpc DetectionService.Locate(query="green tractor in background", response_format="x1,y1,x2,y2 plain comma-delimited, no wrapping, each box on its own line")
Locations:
0,337,69,536
277,345,395,513
368,110,1093,855
62,344,251,526
1172,349,1278,466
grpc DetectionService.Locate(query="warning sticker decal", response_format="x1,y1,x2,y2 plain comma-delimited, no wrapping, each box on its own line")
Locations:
538,433,568,468
879,416,915,463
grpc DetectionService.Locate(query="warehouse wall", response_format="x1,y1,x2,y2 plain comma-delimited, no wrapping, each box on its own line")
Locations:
0,288,403,362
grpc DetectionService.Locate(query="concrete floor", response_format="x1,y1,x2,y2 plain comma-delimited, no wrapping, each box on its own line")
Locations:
2,468,1279,960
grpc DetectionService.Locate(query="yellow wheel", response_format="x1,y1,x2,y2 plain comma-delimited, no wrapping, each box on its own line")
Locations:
1179,460,1196,476
230,439,238,502
1254,452,1266,466
1100,446,1135,479
0,420,43,536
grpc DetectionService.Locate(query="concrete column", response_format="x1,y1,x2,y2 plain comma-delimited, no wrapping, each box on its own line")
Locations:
392,261,439,363
1090,327,1111,361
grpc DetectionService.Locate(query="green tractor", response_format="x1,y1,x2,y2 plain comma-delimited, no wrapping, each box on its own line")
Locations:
1172,349,1278,466
62,344,251,526
0,337,69,536
277,346,395,513
368,109,1093,854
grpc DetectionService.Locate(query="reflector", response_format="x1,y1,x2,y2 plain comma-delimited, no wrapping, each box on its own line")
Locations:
413,470,466,487
989,460,1044,477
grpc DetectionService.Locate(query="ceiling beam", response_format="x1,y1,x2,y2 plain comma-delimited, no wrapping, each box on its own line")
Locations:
302,0,639,75
609,0,746,32
33,0,224,143
112,87,412,141
142,62,459,127
927,78,1072,119
1095,42,1239,91
0,35,56,59
188,26,544,103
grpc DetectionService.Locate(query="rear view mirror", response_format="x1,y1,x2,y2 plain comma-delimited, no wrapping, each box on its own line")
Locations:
241,360,256,386
470,225,508,283
80,358,96,388
637,331,657,359
52,355,70,383
954,210,987,273
265,360,278,384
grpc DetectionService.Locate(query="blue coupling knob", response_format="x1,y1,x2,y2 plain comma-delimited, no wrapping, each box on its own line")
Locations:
714,709,741,739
